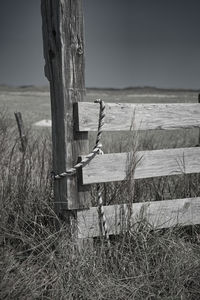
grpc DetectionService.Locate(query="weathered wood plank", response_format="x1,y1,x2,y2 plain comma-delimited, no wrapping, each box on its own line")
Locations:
77,197,200,238
76,102,200,131
82,147,200,184
41,0,90,211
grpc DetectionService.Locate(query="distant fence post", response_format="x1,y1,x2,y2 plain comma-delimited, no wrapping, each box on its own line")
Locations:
198,94,200,145
14,112,27,153
41,0,91,219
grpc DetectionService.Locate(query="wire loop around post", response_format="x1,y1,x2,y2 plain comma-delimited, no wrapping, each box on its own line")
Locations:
52,99,110,248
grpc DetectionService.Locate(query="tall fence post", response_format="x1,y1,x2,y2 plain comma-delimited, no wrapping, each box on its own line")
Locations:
41,0,91,222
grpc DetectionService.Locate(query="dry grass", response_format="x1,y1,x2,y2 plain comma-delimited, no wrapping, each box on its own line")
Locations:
1,111,200,299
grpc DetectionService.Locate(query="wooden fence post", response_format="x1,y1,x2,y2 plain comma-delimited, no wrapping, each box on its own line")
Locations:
14,112,27,153
198,94,200,145
41,0,91,220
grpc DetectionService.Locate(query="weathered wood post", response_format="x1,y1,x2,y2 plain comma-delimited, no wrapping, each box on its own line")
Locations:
41,0,90,225
198,94,200,145
14,112,27,153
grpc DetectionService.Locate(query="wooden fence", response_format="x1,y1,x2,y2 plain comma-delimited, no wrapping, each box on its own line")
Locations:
41,0,200,241
76,103,200,238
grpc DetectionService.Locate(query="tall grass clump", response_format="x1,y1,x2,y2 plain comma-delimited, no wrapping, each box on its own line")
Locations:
1,111,200,299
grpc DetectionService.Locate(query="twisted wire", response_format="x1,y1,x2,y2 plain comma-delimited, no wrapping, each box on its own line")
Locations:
52,99,110,248
96,169,111,249
53,146,101,179
53,99,105,179
94,100,110,247
94,99,105,150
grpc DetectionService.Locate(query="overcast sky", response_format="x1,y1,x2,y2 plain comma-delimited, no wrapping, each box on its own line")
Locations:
0,0,200,89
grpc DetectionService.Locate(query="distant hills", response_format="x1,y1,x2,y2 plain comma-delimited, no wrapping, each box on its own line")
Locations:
0,84,199,93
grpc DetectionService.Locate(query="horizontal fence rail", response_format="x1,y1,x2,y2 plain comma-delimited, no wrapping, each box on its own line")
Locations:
75,102,200,131
81,147,200,184
77,197,200,238
75,100,200,240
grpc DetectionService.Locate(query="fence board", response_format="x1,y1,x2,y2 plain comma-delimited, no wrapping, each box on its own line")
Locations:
77,197,200,238
76,102,200,131
82,147,200,184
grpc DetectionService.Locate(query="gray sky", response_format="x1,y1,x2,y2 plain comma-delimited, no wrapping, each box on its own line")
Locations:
0,0,200,89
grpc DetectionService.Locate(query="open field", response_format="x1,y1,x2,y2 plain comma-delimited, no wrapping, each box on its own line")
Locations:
1,86,200,299
0,85,199,151
0,85,199,125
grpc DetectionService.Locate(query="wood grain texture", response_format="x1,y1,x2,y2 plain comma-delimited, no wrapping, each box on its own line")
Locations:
41,0,90,211
82,147,200,184
76,102,200,131
77,197,200,238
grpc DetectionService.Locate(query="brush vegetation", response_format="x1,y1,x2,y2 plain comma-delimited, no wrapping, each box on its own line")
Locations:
1,108,200,300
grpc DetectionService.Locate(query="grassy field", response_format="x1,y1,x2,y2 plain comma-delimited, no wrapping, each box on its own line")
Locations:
0,85,199,125
1,86,200,299
0,85,199,150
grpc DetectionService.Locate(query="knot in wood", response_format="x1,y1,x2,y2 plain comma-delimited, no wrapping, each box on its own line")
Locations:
77,46,83,55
